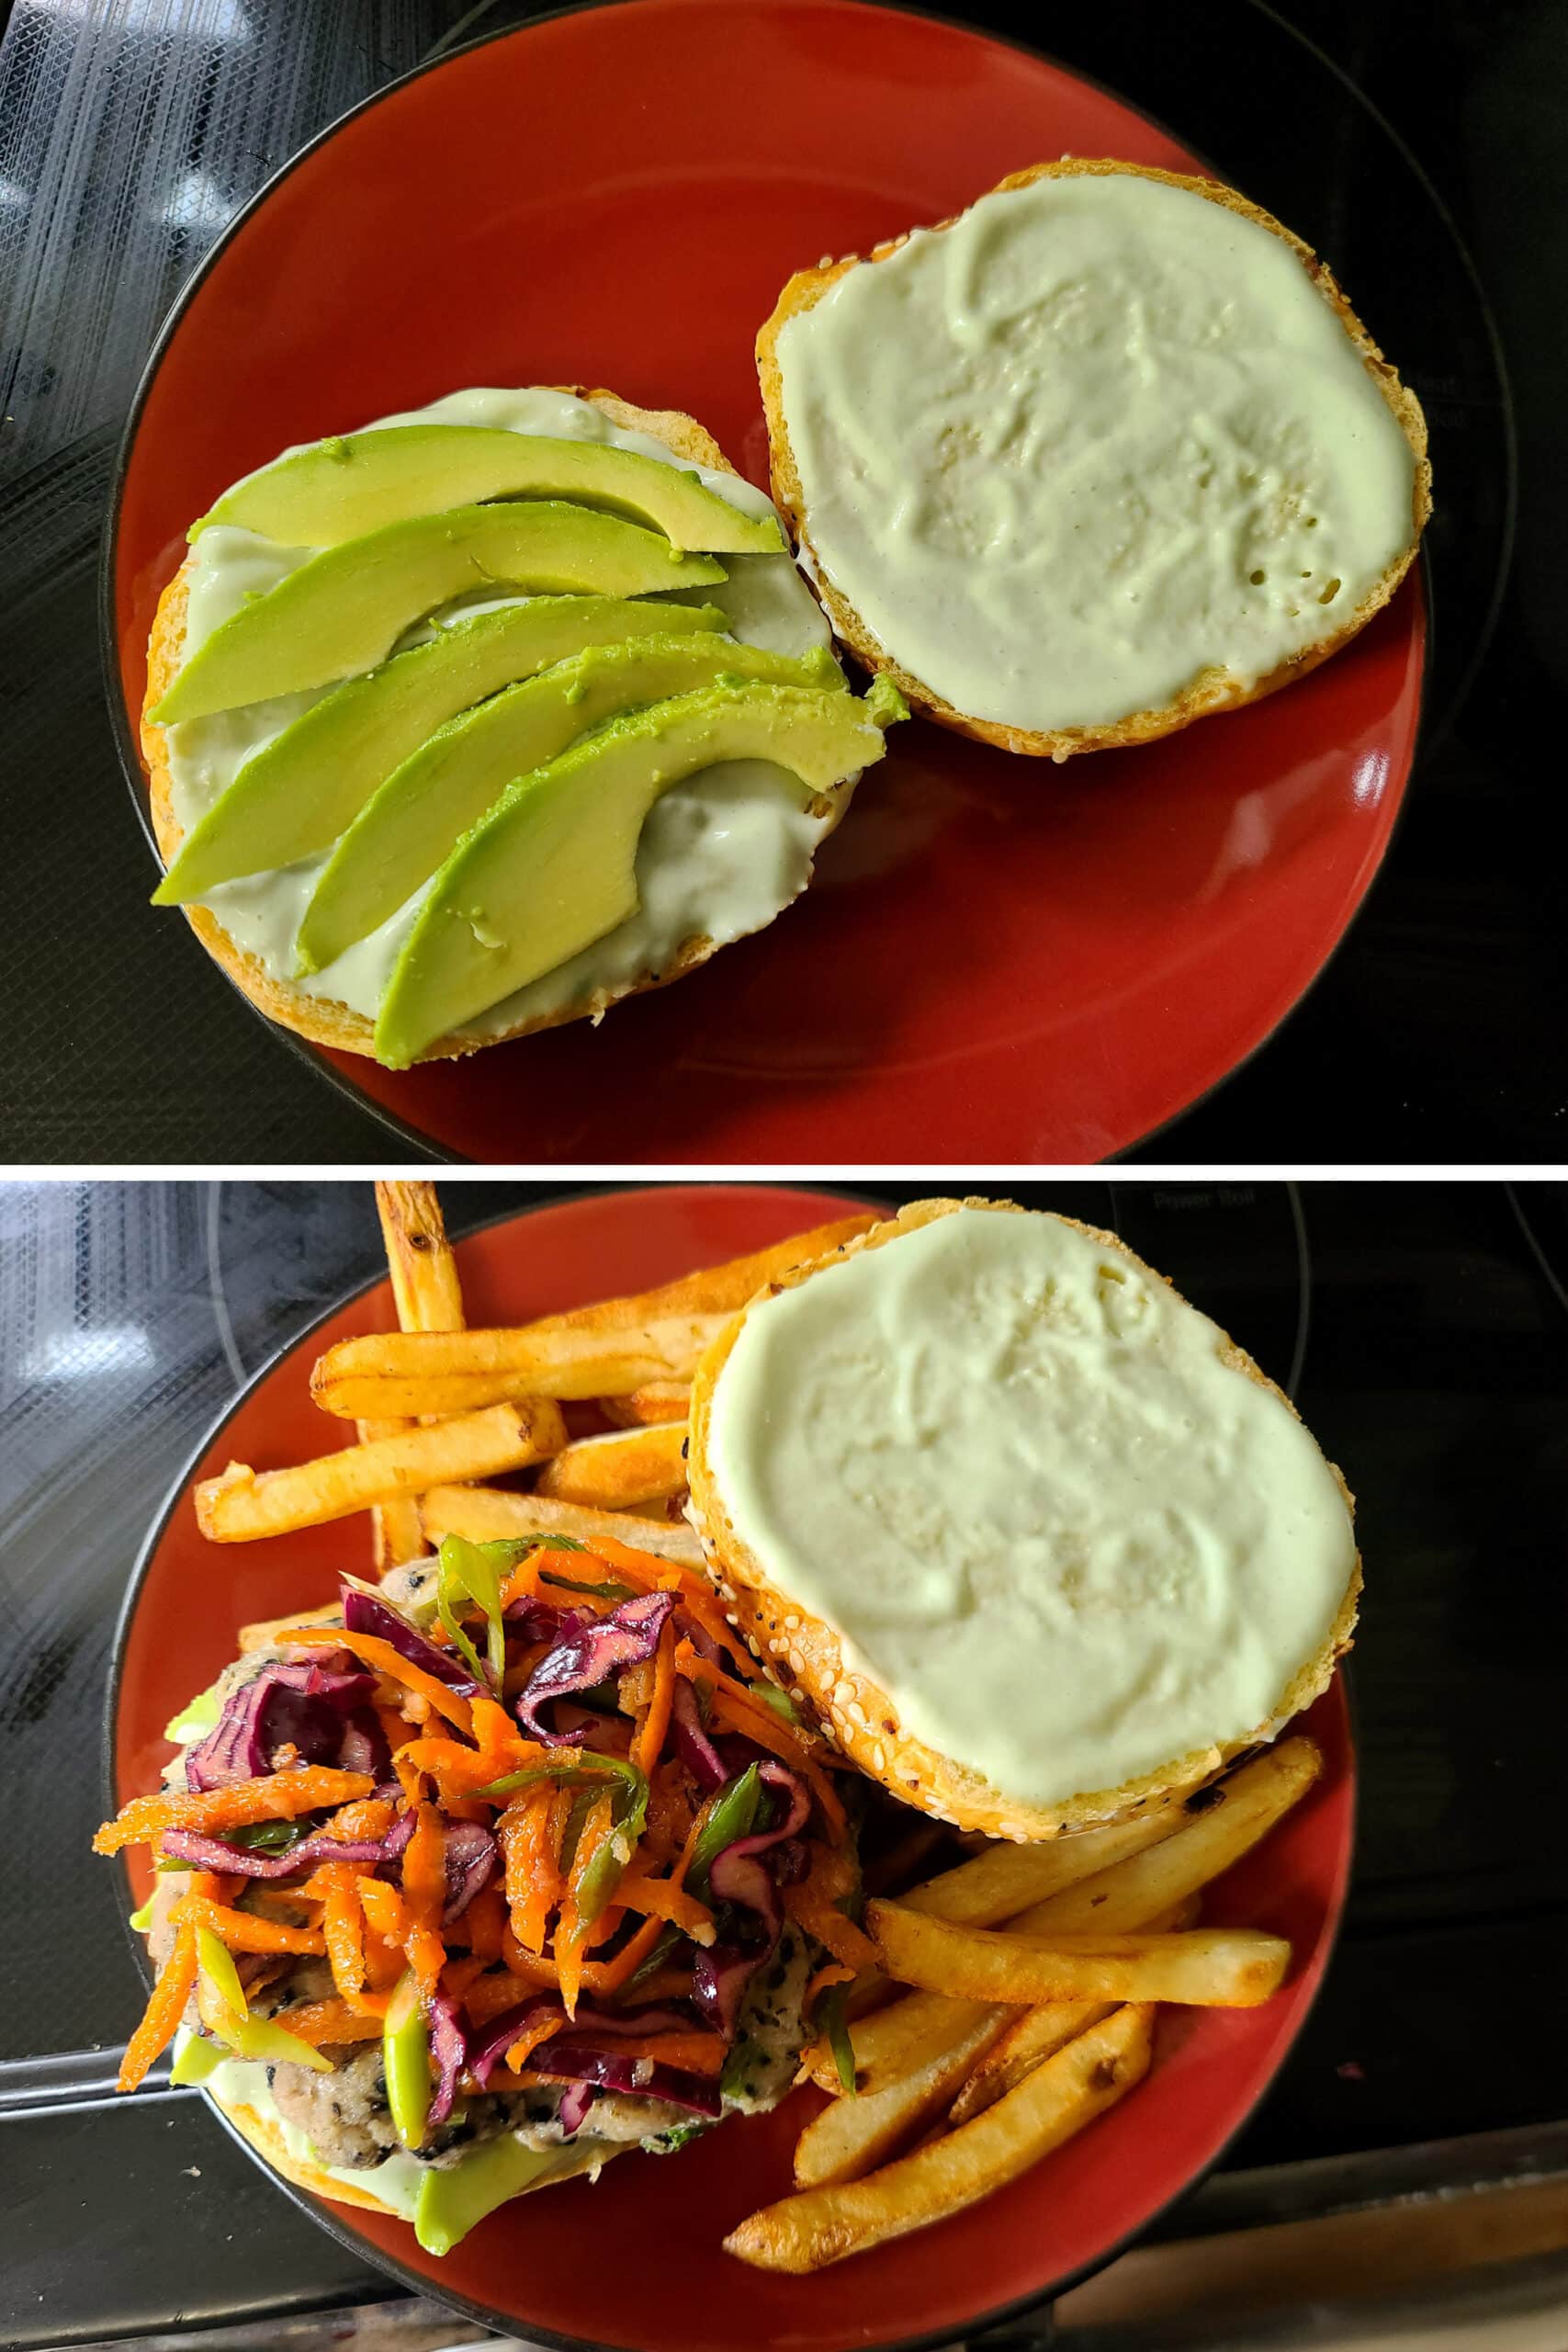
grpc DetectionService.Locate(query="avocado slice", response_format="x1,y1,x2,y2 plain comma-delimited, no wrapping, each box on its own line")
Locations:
374,679,901,1068
192,426,785,558
297,636,845,971
152,503,728,723
413,2133,569,2256
152,597,727,904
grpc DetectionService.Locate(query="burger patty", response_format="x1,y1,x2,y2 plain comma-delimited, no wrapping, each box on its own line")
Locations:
258,1926,815,2174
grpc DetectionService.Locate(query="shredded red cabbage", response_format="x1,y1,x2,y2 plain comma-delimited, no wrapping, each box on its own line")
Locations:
515,1590,677,1746
465,1996,694,2089
336,1713,389,1780
426,1990,467,2130
670,1678,728,1792
691,1762,810,2030
184,1662,377,1792
531,2041,721,2120
159,1808,415,1880
340,1577,476,1692
558,2082,595,2135
439,1819,497,1924
502,1595,566,1645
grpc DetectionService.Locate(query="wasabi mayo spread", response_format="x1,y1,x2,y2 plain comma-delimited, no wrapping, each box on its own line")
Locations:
164,389,841,1036
774,170,1418,735
705,1207,1357,1808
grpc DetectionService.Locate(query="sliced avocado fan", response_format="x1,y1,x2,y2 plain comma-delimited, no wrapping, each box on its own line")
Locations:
192,426,785,558
374,676,906,1068
152,598,728,904
297,636,845,971
151,503,727,723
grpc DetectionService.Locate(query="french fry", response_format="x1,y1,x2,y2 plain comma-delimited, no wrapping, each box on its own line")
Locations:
420,1482,704,1569
796,1792,1190,2092
840,1738,1321,2096
869,1906,1290,2009
948,1897,1199,2126
900,1799,1186,1927
534,1421,689,1510
310,1215,876,1418
727,2005,1155,2273
376,1180,465,1332
195,1403,565,1543
365,1181,468,1575
601,1381,692,1427
792,2011,1008,2190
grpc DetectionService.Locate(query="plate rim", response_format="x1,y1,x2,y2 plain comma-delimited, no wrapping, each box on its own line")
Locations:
102,1178,1357,2352
96,0,1449,1166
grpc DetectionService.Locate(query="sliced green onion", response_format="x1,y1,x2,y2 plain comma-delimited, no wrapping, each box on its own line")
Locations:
819,1982,857,2097
384,1971,432,2150
128,1896,155,1934
538,1570,638,1603
170,2033,225,2087
683,1765,761,1904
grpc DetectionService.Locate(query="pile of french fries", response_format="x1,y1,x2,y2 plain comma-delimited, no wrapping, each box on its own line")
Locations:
193,1182,1325,2273
193,1182,877,1568
727,1734,1323,2271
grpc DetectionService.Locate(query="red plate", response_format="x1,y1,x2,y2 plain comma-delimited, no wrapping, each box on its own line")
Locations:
107,0,1424,1165
111,1184,1355,2352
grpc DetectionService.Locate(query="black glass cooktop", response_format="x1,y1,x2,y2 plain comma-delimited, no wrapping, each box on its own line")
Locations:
2,0,1556,1162
3,1177,1566,2345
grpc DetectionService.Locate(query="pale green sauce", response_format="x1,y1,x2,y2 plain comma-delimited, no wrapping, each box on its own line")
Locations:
164,390,841,1033
776,172,1417,736
706,1207,1357,1819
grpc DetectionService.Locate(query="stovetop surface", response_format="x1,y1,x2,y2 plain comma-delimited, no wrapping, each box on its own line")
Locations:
2,0,1559,1162
3,1177,1565,2344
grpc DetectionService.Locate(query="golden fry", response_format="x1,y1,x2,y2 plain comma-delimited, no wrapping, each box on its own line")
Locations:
367,1180,467,1574
727,2006,1155,2272
792,2012,1006,2190
948,1900,1197,2126
195,1402,564,1543
535,1421,689,1510
310,1214,876,1417
869,1905,1291,2008
840,1738,1319,2096
900,1801,1184,1928
420,1482,704,1568
600,1381,693,1427
375,1180,464,1333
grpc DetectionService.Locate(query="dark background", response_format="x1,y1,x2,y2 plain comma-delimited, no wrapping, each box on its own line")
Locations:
4,1174,1567,2345
1,0,1561,1164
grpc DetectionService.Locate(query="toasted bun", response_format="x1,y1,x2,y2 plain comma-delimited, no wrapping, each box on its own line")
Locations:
757,159,1431,762
142,388,840,1063
688,1197,1361,1841
212,2080,623,2220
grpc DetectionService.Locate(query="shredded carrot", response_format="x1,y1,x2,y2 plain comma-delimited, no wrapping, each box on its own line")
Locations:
782,1849,879,1973
503,2011,569,2072
614,1867,713,1938
499,1786,558,1956
394,1746,425,1810
578,1915,667,1998
602,2030,726,2075
118,1918,198,2092
322,1798,394,1844
555,1790,615,2018
460,1883,506,1964
400,1733,549,1804
401,1803,448,1994
356,1875,412,1962
502,1931,562,1992
95,1767,377,1855
314,1863,383,2014
440,1953,487,2003
804,1961,854,2014
276,1998,382,2047
175,1897,325,1957
267,1626,473,1735
704,1675,847,1838
468,1963,549,2024
375,1703,415,1754
632,1616,676,1778
469,1692,522,1757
